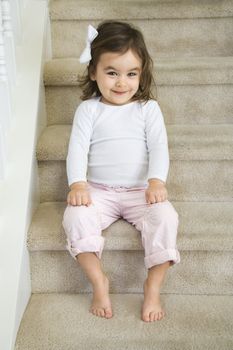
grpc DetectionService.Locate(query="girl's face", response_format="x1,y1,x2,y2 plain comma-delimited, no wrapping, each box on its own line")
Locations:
91,49,142,106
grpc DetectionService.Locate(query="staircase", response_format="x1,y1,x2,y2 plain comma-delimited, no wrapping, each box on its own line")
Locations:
15,1,233,349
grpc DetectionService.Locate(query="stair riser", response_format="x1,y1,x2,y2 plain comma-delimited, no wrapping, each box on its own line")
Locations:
30,250,233,294
45,85,233,125
38,160,233,202
51,18,233,58
50,0,233,21
27,201,233,253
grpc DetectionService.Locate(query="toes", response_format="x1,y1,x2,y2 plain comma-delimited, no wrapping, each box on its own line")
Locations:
149,311,156,322
94,309,98,316
97,309,105,317
90,305,113,318
143,310,165,322
100,309,106,317
105,307,113,319
157,311,165,321
91,308,97,316
90,307,101,317
142,311,150,322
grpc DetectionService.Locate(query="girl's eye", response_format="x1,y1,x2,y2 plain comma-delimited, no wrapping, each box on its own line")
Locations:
107,71,117,76
128,72,137,77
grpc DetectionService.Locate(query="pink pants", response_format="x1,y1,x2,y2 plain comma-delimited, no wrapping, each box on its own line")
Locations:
62,181,180,269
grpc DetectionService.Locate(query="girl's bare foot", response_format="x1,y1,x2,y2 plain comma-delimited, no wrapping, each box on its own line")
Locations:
141,278,165,322
89,274,113,319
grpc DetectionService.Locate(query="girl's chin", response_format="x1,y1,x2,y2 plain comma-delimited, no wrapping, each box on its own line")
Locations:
100,94,135,106
101,99,132,106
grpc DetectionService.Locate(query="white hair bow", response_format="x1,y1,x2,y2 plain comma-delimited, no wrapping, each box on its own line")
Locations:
79,25,98,64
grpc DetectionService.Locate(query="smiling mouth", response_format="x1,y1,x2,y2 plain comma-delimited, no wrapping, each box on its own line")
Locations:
112,90,128,95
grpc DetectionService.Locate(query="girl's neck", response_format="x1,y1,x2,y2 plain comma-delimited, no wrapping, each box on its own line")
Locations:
99,96,138,107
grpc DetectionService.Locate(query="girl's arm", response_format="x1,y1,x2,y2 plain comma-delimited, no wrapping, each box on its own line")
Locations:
66,102,93,206
66,102,93,187
145,101,169,203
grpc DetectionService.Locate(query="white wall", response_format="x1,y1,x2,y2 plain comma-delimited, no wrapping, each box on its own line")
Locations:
0,1,51,349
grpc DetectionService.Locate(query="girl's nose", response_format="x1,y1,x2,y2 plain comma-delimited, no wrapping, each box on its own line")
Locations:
116,76,126,87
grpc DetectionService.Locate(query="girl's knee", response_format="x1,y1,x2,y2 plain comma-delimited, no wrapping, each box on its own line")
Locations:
146,200,178,225
62,204,101,240
62,204,104,259
63,204,92,225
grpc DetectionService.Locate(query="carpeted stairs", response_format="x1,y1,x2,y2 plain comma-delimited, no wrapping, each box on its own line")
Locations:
15,1,233,349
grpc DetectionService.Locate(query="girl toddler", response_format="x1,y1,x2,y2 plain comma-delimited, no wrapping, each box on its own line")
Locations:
62,21,180,323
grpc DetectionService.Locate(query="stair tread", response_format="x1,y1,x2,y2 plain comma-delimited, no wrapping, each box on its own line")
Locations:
28,201,233,252
36,124,233,161
15,293,233,350
50,0,233,20
44,56,233,86
15,1,233,348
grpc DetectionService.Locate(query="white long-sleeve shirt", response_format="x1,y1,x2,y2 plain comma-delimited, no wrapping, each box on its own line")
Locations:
67,97,169,188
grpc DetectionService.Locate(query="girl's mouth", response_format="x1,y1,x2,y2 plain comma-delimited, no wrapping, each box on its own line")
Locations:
112,90,127,95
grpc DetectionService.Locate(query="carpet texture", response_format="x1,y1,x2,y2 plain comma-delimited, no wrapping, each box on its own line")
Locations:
15,294,233,350
15,0,233,349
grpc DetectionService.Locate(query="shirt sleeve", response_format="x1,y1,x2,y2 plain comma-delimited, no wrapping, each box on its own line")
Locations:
66,101,93,186
145,100,169,183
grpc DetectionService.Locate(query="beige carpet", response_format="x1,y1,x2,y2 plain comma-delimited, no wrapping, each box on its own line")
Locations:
15,0,233,348
15,294,233,350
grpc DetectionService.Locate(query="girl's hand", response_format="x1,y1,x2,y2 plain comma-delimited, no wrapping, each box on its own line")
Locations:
145,179,168,204
67,182,92,207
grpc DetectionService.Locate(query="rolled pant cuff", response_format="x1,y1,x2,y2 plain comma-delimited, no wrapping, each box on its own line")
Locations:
144,249,181,269
66,235,105,260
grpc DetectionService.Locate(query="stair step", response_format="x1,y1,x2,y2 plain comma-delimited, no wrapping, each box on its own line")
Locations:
50,18,233,58
44,57,233,125
27,202,233,294
15,293,233,350
30,249,233,294
36,124,233,161
28,201,233,252
50,0,233,20
45,84,233,126
38,159,233,202
44,57,233,86
15,0,233,348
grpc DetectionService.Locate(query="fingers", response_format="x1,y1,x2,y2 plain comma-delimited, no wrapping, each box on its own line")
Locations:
83,193,92,206
67,190,92,207
147,195,166,204
145,189,168,204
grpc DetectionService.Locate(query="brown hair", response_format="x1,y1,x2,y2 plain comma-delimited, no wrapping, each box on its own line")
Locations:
78,21,156,102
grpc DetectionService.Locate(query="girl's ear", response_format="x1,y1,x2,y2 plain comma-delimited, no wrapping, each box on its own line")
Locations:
90,74,96,81
89,65,96,81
